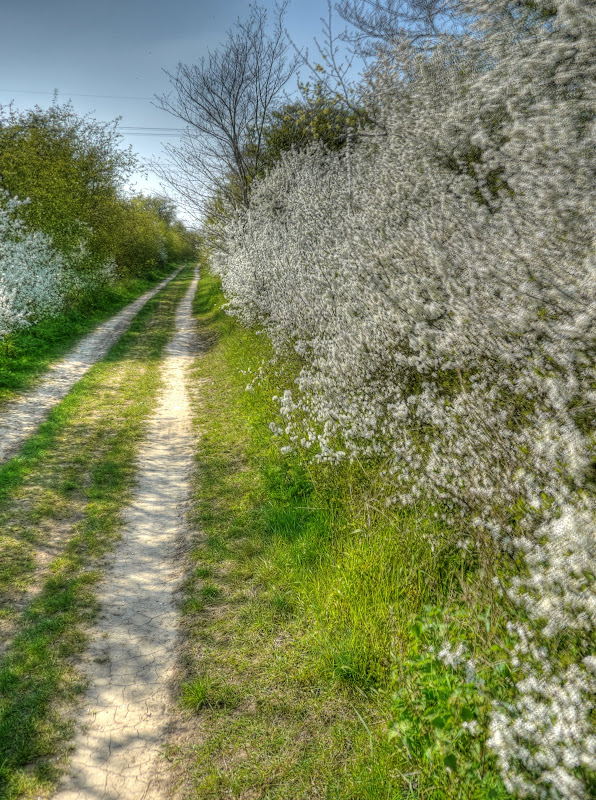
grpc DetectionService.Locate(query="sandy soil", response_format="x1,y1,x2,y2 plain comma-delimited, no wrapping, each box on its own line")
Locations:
52,269,199,800
0,268,182,466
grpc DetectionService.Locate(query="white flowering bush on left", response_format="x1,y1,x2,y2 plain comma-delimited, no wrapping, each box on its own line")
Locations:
0,193,68,338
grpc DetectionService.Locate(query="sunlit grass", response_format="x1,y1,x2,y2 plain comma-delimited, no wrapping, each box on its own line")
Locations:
173,263,512,798
0,263,181,408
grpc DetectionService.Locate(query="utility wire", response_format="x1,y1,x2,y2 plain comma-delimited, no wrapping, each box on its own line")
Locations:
0,114,184,136
0,88,152,101
120,128,183,137
121,126,184,131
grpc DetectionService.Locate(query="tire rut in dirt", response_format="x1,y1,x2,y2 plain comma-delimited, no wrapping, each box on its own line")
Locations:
0,268,182,466
53,269,199,800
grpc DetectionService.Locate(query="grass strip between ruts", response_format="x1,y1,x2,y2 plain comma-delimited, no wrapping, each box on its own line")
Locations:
0,265,194,800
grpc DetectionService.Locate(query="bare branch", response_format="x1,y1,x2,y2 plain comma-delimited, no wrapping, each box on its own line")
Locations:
154,2,297,219
286,1,385,133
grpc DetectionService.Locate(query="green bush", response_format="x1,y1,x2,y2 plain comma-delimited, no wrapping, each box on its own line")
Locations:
0,102,196,282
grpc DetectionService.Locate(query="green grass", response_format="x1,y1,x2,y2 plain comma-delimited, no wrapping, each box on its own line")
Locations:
180,676,239,712
171,262,514,799
0,262,184,408
0,266,194,800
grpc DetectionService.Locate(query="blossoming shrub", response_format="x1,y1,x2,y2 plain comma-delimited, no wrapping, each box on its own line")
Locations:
0,195,68,337
0,194,125,338
211,1,595,796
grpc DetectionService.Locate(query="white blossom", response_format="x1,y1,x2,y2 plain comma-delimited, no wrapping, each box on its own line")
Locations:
210,1,596,796
0,194,66,336
437,641,466,669
0,193,116,337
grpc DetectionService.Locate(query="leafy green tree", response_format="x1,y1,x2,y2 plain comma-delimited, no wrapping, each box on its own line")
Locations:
0,102,135,271
0,102,195,281
109,195,165,276
250,78,369,177
110,194,196,276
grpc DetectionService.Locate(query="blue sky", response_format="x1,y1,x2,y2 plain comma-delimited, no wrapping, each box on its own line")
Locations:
0,0,347,214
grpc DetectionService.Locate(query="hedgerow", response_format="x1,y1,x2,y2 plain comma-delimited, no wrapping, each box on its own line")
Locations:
210,1,595,796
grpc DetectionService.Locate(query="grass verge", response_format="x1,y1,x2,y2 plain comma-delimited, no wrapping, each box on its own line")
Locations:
170,262,514,799
0,262,186,408
0,266,194,800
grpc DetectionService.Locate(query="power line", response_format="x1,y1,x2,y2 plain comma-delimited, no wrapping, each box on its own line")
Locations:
0,88,152,101
0,113,185,136
120,127,184,137
0,123,183,135
120,126,185,132
123,132,182,137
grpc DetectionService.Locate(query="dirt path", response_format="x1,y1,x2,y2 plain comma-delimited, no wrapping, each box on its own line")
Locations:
53,269,199,800
0,267,182,466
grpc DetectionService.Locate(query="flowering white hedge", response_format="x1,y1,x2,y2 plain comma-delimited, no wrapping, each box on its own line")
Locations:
0,194,68,337
212,1,595,796
0,193,117,338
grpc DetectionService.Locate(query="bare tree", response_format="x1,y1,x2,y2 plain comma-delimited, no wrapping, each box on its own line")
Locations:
154,2,297,220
